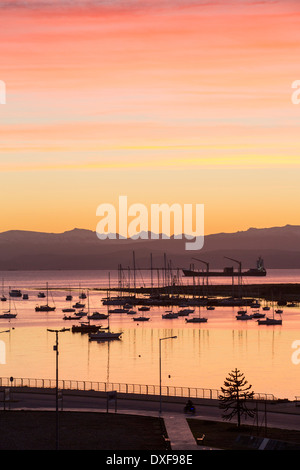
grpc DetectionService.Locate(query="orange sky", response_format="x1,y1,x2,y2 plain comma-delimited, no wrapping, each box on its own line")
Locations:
1,0,300,235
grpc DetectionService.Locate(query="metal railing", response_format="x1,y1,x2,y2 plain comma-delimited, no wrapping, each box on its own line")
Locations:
0,376,276,401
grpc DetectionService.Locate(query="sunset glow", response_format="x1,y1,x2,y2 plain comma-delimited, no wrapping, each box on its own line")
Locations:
1,0,300,234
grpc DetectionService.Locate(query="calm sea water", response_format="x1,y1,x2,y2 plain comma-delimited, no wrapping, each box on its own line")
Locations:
1,269,300,400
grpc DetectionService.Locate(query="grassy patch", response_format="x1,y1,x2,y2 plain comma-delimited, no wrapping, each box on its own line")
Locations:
187,419,300,450
0,411,169,450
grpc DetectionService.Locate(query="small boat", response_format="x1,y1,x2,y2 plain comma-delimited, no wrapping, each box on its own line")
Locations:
9,289,22,298
79,292,87,299
35,304,56,312
178,309,194,316
62,308,76,313
108,308,129,313
258,301,282,325
162,312,178,319
35,282,56,312
133,316,150,322
251,311,265,319
126,310,136,314
63,315,80,320
66,295,73,301
275,309,283,314
138,306,150,311
87,311,108,320
185,316,207,323
236,313,253,321
37,292,45,298
0,312,17,319
22,294,29,300
1,279,7,301
72,322,100,333
1,292,17,318
75,309,87,317
185,305,207,323
262,306,270,311
257,317,282,325
89,330,122,341
73,302,85,309
206,306,215,311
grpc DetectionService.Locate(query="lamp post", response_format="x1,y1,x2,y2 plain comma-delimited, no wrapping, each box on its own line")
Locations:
159,335,177,414
47,327,69,450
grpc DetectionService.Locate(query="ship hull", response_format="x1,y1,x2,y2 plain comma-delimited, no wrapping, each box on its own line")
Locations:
182,269,266,277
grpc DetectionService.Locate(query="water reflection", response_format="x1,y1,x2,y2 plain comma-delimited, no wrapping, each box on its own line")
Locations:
0,270,300,400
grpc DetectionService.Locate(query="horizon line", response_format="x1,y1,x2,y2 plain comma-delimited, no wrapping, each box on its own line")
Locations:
0,223,298,238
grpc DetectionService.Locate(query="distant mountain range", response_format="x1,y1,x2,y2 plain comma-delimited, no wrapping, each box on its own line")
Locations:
0,224,300,270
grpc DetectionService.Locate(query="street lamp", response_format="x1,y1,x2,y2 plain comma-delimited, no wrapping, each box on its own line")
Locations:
47,327,70,450
159,335,177,414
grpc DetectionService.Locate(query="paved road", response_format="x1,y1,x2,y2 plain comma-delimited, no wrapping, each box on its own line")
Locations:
4,388,300,432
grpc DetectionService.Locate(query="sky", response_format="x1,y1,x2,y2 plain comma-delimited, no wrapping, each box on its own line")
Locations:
1,0,300,235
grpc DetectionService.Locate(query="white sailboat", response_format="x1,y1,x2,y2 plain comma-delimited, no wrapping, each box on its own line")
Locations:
0,288,17,318
89,290,122,341
35,282,56,312
185,305,207,323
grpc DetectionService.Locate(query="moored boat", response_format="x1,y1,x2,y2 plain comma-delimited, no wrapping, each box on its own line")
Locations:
89,330,122,341
185,316,207,323
162,312,178,319
72,322,100,333
35,282,56,312
133,316,150,321
87,311,109,320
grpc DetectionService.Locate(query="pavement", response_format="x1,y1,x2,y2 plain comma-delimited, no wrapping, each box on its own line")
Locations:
162,414,216,451
3,387,300,451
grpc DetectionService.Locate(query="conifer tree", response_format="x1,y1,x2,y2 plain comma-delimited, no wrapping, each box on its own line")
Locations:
219,368,255,427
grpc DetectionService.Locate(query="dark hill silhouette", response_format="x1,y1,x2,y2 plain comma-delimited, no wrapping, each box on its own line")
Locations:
0,225,299,270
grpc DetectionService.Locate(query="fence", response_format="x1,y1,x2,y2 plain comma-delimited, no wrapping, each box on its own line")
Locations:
0,376,276,401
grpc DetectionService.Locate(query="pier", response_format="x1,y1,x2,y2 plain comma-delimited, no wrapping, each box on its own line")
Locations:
102,283,300,305
94,253,300,305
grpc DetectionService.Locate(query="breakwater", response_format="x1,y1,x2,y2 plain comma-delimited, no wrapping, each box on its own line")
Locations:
100,283,300,305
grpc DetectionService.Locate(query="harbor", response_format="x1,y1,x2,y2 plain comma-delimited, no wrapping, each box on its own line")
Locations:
1,264,300,401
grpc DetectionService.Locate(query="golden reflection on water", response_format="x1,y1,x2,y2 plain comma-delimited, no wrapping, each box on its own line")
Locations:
1,319,300,400
1,281,300,399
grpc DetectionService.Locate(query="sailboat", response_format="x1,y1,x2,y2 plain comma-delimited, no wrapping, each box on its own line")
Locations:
257,299,282,325
87,311,109,320
133,315,150,321
162,310,178,319
89,317,122,341
0,288,17,318
177,308,194,316
71,299,100,333
89,290,122,341
1,278,7,301
66,286,73,302
35,282,56,312
236,306,253,321
251,309,265,319
185,305,207,323
78,283,87,299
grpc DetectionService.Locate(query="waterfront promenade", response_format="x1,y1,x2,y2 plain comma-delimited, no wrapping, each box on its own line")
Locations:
2,384,300,450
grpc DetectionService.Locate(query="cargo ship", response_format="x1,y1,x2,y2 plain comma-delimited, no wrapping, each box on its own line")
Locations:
182,257,266,277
